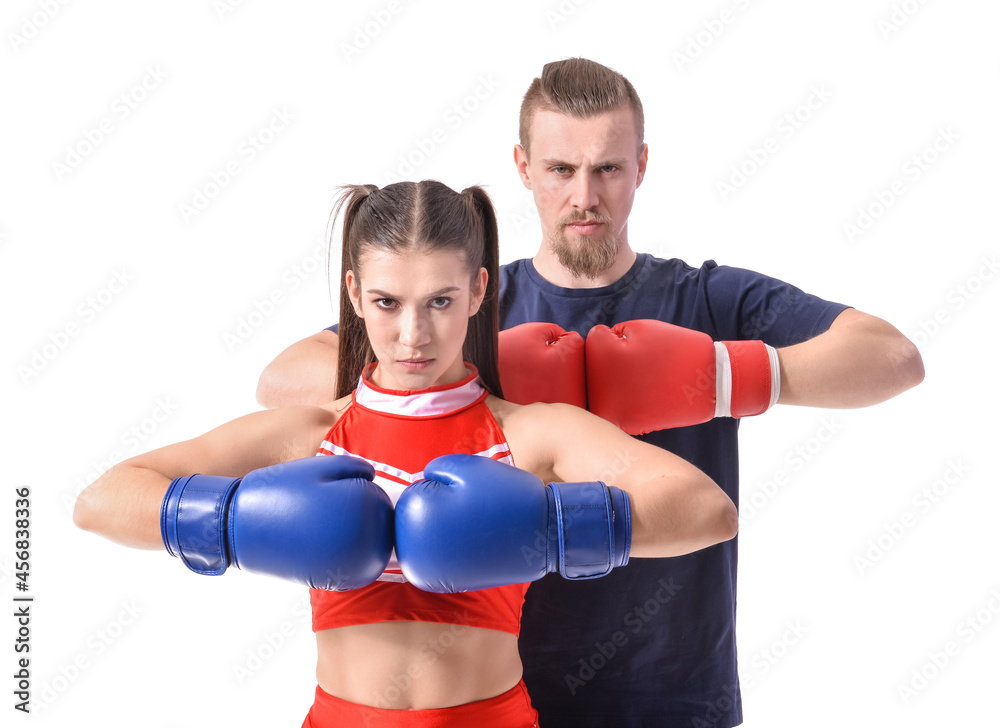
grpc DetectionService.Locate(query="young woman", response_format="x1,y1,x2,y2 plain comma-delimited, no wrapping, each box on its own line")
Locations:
74,180,738,727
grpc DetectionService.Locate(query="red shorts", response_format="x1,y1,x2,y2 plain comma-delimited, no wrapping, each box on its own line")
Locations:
301,680,539,728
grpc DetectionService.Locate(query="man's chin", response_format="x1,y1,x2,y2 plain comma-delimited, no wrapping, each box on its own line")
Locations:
551,231,620,280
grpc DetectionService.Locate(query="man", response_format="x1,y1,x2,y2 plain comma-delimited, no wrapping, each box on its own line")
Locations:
257,59,923,727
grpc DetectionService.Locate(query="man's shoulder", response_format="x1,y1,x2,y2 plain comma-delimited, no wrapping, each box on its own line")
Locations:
638,252,713,274
498,258,534,300
500,257,528,275
640,254,790,291
498,259,520,293
631,253,722,291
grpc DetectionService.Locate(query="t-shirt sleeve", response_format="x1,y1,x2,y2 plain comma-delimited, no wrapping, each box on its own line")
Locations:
701,262,851,347
328,323,339,334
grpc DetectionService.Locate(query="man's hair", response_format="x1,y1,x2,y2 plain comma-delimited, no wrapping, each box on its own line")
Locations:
518,57,645,158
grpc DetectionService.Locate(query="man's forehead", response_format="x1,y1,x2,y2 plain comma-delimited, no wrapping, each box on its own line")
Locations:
529,107,639,160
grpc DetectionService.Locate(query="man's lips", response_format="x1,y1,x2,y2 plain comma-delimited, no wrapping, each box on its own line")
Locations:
565,220,605,234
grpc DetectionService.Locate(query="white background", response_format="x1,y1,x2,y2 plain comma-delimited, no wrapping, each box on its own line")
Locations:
3,0,998,725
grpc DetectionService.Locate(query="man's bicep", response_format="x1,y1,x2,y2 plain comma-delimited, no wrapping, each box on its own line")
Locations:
256,328,340,408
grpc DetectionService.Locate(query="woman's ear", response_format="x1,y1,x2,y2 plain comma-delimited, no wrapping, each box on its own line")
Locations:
469,267,488,316
345,270,364,317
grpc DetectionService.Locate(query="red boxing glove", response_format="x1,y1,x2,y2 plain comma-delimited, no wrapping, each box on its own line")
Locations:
499,322,587,408
585,320,780,435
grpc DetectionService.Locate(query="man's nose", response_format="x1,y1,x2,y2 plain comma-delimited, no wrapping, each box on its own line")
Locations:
570,173,599,210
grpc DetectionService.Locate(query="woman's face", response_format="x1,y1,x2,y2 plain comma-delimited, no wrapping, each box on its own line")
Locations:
347,245,487,392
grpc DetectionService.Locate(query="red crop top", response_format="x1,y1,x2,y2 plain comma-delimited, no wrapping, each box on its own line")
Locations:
310,364,528,636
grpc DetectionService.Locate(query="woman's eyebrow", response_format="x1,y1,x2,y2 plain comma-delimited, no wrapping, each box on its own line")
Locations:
365,286,461,297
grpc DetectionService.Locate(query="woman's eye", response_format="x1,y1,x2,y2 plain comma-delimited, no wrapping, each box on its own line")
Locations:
374,298,396,309
430,297,452,309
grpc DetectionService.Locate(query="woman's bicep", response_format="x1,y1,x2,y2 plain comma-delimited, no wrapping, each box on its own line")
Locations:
541,405,682,486
542,406,738,557
129,405,331,478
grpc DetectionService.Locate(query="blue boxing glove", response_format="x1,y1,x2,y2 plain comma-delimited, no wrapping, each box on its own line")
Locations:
160,455,392,590
395,454,631,593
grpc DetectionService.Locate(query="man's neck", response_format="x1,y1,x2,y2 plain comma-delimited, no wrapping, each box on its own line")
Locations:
532,242,638,289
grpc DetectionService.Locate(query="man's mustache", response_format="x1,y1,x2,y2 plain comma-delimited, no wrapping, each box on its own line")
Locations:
558,212,612,226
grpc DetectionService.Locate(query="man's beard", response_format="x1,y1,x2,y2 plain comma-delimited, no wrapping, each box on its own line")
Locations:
549,212,621,280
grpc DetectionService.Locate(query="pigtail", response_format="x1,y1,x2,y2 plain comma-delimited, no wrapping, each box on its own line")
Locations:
331,184,378,399
461,185,504,399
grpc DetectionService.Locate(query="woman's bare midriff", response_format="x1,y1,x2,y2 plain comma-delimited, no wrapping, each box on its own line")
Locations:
315,620,522,709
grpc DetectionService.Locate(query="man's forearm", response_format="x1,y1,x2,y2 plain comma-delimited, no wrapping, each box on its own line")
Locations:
777,308,924,408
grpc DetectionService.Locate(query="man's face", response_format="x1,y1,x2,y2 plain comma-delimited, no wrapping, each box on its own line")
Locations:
515,106,647,279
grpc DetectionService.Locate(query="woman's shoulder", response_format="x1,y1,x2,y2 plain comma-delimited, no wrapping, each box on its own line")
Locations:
301,394,354,434
485,394,540,432
258,395,353,461
486,396,602,480
486,395,590,429
266,396,347,426
316,392,354,420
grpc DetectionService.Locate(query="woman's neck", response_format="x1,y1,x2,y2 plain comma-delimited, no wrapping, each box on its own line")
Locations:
366,358,473,393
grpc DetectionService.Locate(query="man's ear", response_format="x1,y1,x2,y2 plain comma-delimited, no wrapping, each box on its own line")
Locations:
345,270,363,317
514,145,532,190
635,143,649,188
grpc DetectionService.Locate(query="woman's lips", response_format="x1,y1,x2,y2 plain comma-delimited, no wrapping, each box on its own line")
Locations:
398,358,433,370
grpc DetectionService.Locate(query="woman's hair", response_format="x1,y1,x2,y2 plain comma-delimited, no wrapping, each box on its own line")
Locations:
330,180,503,399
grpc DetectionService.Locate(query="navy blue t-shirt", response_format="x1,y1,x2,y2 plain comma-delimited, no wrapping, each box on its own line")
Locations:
500,254,848,728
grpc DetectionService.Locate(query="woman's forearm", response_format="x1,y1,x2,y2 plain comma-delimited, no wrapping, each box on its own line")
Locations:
74,464,172,550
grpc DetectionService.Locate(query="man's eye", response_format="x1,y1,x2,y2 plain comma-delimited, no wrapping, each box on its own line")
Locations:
552,166,570,175
600,165,618,173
